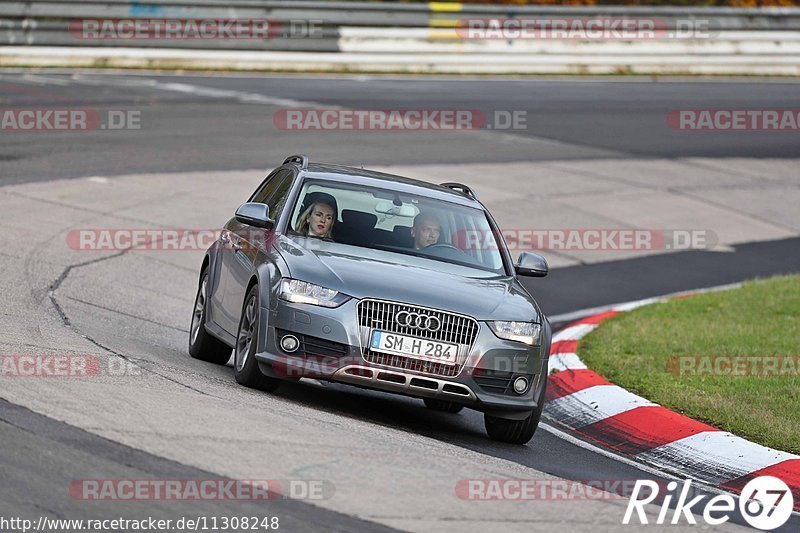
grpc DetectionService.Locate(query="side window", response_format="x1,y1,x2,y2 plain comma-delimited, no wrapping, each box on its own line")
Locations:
265,172,294,219
250,169,280,203
249,170,288,204
251,169,293,217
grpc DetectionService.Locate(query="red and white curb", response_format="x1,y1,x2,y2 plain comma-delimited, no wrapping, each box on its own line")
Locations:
545,292,800,511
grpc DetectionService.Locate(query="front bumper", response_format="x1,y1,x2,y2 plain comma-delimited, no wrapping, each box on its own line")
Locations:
255,298,549,418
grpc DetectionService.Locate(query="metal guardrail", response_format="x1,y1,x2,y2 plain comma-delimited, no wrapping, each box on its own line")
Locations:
2,1,800,52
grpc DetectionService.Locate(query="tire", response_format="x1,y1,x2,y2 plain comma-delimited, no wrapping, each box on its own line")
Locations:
233,284,281,392
189,268,233,365
423,398,464,414
483,378,547,445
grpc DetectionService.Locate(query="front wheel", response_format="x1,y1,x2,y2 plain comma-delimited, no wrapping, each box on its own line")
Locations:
234,285,281,392
484,379,546,445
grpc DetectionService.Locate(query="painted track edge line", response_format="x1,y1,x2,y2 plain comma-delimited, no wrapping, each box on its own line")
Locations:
548,282,742,324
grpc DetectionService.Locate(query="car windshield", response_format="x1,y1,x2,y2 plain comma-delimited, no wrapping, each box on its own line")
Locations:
288,179,507,275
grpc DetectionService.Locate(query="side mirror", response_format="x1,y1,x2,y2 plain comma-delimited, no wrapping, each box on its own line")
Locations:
514,252,548,277
235,202,275,229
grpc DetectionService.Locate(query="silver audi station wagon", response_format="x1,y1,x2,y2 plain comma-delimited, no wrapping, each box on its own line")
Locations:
189,155,551,444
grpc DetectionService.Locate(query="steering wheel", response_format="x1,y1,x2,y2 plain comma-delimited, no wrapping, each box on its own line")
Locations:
424,243,470,260
425,243,461,252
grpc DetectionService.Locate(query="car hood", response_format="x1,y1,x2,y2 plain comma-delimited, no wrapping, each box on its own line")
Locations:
276,236,540,322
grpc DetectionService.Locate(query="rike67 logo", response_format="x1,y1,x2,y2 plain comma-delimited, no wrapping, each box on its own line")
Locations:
624,476,794,530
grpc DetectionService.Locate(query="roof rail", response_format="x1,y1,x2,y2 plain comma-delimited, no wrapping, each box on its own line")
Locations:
283,154,309,170
440,182,477,200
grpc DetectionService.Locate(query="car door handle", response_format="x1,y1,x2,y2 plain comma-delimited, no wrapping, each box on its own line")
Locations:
220,231,241,251
227,232,242,252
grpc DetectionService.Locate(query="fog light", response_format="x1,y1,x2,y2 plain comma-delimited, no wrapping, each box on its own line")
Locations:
513,377,529,394
280,335,299,353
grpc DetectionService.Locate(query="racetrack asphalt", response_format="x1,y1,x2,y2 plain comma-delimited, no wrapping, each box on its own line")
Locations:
2,71,800,184
0,71,798,532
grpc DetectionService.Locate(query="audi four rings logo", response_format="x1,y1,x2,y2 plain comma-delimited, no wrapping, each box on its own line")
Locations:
395,311,441,332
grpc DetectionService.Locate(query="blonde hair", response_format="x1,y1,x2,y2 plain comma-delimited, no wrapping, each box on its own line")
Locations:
296,202,335,239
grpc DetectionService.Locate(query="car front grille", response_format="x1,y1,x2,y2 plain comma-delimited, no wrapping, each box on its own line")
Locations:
357,299,479,377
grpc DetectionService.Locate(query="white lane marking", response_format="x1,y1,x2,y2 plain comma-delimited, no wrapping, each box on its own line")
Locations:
552,323,596,342
636,431,800,486
20,74,73,86
548,352,587,372
86,177,109,184
612,297,663,312
145,81,311,107
70,73,157,87
546,384,656,428
69,73,322,108
548,282,743,324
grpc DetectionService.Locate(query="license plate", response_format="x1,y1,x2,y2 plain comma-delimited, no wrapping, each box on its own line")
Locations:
370,330,458,364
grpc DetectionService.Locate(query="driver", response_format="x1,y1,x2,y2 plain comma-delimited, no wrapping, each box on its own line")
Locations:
411,212,441,250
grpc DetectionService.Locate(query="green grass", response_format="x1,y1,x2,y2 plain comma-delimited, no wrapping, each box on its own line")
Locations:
578,275,800,454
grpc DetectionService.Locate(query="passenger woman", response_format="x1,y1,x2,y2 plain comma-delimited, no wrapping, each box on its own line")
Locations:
296,192,338,239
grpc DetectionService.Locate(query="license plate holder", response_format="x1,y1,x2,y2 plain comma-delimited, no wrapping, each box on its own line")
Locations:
370,330,458,365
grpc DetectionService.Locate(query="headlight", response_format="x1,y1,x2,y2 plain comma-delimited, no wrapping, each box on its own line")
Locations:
279,279,348,308
488,321,541,346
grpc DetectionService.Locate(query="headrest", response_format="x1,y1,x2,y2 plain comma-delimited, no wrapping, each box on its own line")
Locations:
341,210,377,230
392,225,414,247
393,225,412,237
